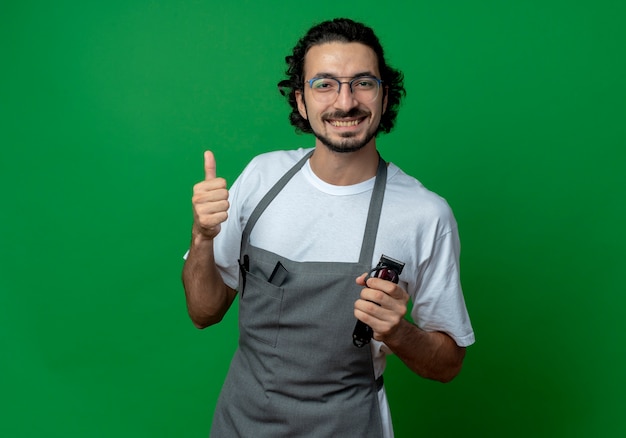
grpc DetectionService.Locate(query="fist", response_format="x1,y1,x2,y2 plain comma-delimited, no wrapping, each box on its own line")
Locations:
191,151,229,240
354,273,410,341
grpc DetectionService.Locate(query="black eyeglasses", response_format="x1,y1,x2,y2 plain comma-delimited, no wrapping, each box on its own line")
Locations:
306,76,383,103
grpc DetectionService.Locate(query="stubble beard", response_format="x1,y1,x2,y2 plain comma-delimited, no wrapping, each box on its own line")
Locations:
312,109,380,154
314,129,378,154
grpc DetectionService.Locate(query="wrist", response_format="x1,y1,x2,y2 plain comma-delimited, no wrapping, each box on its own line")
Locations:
380,319,419,348
191,226,215,247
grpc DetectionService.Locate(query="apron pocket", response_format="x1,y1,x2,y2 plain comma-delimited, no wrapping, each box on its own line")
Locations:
239,271,283,347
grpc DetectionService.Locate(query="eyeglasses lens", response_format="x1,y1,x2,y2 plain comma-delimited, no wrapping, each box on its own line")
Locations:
309,77,380,103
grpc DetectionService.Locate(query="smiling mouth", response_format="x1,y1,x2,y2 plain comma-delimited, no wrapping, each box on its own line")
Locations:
326,116,368,128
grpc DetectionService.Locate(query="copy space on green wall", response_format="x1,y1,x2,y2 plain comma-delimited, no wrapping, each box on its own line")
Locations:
1,1,625,437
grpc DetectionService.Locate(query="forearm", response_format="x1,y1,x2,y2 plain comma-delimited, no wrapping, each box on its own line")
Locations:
182,232,236,329
381,320,466,383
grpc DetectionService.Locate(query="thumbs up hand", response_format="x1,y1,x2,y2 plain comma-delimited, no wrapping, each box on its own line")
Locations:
191,151,229,241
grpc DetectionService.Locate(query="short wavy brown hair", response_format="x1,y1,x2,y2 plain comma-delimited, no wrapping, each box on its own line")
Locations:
278,18,406,135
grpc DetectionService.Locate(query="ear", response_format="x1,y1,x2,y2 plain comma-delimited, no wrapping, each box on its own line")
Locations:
295,89,308,120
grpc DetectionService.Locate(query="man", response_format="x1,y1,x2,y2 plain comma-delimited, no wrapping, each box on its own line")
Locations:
183,18,474,437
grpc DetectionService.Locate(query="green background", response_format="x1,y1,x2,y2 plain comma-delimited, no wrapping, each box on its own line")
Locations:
2,1,625,436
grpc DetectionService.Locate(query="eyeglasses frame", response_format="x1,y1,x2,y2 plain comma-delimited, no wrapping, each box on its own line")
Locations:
305,75,384,102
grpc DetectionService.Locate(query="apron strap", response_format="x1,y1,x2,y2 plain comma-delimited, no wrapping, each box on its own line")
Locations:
358,156,387,266
241,150,314,247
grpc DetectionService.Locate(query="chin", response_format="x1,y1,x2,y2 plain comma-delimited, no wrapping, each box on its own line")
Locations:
316,131,376,154
326,144,366,154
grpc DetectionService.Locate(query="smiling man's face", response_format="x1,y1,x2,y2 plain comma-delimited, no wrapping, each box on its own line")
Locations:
295,42,387,154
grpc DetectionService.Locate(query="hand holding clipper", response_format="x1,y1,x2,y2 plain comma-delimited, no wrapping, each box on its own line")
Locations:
353,255,405,348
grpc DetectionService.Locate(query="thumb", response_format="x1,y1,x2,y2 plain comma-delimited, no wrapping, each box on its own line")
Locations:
355,272,368,286
204,150,217,180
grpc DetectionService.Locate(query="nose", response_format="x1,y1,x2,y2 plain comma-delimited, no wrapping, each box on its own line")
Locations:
334,82,359,112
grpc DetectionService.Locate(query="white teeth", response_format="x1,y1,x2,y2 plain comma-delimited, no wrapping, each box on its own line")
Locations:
330,119,360,127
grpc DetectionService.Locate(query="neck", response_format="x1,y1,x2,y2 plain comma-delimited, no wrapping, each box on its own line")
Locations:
309,143,379,186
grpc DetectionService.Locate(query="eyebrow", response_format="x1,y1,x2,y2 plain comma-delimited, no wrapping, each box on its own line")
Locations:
311,71,377,79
